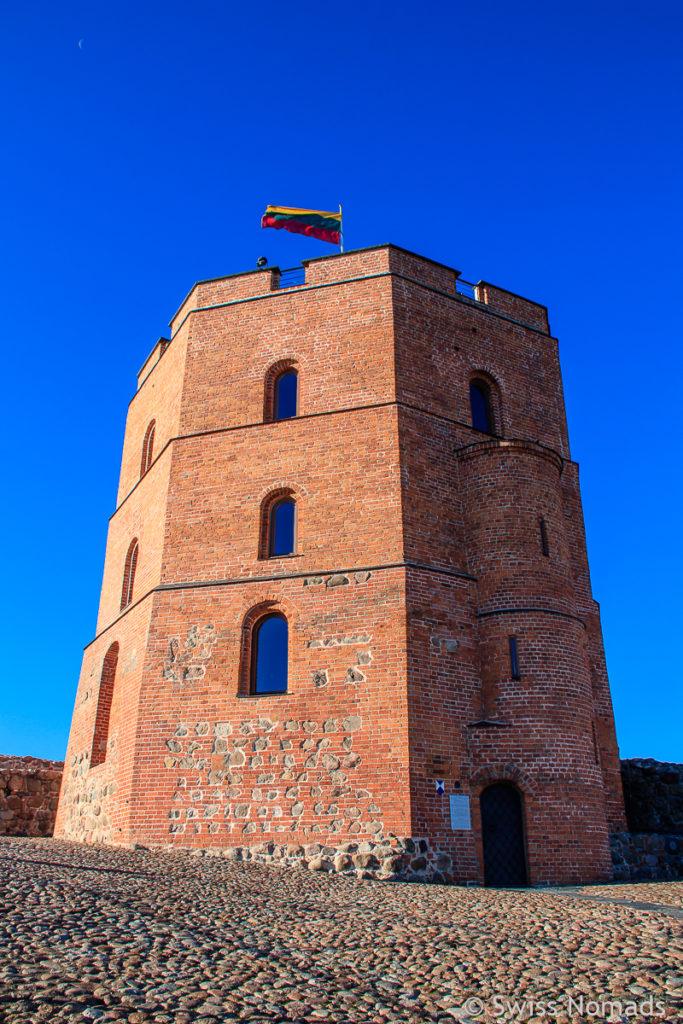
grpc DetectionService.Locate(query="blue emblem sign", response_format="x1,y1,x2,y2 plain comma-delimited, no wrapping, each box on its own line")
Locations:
435,779,445,795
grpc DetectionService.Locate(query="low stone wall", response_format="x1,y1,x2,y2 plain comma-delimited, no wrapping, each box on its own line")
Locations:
611,832,683,882
166,837,455,883
0,755,64,837
621,758,683,835
612,758,683,881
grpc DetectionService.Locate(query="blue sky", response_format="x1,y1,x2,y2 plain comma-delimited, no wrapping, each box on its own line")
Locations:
0,0,681,762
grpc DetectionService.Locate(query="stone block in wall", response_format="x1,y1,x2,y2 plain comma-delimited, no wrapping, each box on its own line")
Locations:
0,754,64,838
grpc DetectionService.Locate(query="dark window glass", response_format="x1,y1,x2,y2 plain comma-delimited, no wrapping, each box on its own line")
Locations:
253,615,288,693
275,372,297,419
270,499,295,556
539,517,550,557
470,381,493,433
508,635,521,680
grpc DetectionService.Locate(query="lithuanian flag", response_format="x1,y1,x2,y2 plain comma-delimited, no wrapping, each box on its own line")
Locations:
261,205,341,245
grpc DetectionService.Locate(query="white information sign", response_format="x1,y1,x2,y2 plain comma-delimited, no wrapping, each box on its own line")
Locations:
449,794,471,831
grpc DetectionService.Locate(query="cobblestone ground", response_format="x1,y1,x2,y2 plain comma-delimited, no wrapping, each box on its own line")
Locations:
1,839,681,1024
578,882,683,909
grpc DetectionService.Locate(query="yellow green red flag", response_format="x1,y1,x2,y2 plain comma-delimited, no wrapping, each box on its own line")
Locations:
261,205,341,245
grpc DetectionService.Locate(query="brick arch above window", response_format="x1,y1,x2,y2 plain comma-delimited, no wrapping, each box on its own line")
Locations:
263,358,300,422
256,480,309,503
470,761,537,798
120,538,139,610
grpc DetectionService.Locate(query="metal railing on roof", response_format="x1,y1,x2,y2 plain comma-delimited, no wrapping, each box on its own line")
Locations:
276,266,306,289
456,278,478,300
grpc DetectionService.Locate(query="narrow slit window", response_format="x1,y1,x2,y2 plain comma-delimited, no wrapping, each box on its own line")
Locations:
120,539,139,610
508,635,521,680
140,420,156,477
269,499,296,556
251,614,288,694
275,371,297,420
470,380,493,433
539,517,550,556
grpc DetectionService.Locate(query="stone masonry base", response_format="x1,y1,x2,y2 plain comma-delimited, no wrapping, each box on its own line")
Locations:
159,838,456,883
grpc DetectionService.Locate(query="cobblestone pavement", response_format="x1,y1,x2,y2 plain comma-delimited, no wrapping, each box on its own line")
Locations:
1,839,682,1024
579,882,683,909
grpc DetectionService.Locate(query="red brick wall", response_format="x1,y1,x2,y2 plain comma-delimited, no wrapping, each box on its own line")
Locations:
56,244,625,884
126,574,411,847
392,273,569,457
97,449,172,632
116,320,188,507
159,408,402,586
476,281,550,333
175,276,395,438
55,600,153,844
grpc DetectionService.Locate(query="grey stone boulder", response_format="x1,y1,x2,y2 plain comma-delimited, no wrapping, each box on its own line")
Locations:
353,853,379,870
308,857,332,872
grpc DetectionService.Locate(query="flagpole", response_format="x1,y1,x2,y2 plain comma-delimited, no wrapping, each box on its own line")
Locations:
339,204,344,252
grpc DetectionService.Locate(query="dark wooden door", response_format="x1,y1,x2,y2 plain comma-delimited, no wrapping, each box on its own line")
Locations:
480,784,527,887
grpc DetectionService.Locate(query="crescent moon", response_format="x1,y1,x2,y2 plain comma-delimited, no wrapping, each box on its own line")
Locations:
78,39,84,49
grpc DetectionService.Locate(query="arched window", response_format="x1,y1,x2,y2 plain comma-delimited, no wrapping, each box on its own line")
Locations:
90,642,119,767
274,370,298,420
140,420,156,477
264,361,299,422
470,379,494,433
251,614,288,694
120,539,138,610
259,489,298,559
269,498,296,556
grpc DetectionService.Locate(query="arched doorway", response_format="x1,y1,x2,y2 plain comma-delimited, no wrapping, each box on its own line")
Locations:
480,783,527,886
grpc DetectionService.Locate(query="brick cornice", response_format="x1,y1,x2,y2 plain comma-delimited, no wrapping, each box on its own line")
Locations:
111,403,568,519
454,437,564,474
477,606,587,627
84,559,477,652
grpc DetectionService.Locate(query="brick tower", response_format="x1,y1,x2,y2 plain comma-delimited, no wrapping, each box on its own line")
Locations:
55,245,626,885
